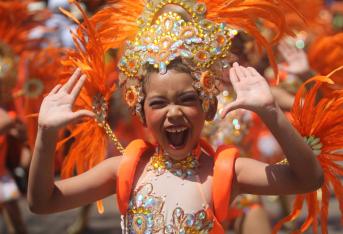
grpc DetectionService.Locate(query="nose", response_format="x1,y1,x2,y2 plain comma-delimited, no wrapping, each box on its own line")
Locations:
166,104,183,121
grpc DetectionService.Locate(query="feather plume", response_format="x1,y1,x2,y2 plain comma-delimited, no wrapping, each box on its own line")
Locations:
0,0,50,55
272,68,343,233
308,33,343,96
204,0,304,82
58,1,120,178
58,0,125,213
90,0,304,82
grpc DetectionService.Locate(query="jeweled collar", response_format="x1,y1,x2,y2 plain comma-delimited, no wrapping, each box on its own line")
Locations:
147,144,201,179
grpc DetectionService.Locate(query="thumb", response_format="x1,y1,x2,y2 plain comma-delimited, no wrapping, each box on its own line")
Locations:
220,101,241,119
72,110,95,120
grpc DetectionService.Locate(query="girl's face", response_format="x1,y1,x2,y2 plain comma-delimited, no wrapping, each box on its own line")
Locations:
143,69,206,160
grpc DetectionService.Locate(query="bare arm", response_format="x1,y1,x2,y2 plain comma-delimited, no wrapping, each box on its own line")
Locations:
222,63,323,197
28,69,120,214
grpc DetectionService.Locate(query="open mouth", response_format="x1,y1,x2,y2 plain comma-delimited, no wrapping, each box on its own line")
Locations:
165,126,190,149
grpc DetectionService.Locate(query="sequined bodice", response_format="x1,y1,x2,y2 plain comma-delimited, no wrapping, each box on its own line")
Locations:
122,156,214,234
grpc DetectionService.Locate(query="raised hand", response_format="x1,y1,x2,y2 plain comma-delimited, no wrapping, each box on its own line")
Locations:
278,37,309,75
38,68,95,131
221,62,275,118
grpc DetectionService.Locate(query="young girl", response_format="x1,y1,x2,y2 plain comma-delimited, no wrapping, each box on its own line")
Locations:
28,1,327,233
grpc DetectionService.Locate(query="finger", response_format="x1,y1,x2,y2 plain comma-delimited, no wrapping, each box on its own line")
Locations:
233,63,245,80
229,67,239,88
70,74,87,102
61,68,81,93
220,101,242,119
247,67,259,77
239,66,250,78
71,110,95,121
49,84,62,95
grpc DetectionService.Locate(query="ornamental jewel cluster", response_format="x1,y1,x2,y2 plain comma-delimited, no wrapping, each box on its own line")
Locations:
118,0,238,116
148,152,200,179
127,183,214,233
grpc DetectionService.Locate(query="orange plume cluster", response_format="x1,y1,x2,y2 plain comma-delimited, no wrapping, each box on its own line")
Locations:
0,0,50,122
24,48,68,150
57,2,118,180
280,0,326,34
0,0,50,55
88,0,305,82
272,69,343,234
204,0,303,82
308,33,343,96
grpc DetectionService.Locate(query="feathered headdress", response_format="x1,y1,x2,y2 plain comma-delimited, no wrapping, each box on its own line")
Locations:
272,67,343,234
88,0,303,117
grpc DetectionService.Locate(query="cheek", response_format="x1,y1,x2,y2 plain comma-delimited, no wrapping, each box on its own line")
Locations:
184,105,205,122
144,106,164,131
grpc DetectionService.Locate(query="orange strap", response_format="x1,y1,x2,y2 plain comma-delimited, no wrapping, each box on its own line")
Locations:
213,145,239,222
116,139,152,214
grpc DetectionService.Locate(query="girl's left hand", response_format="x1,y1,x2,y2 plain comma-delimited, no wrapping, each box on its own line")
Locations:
221,62,275,118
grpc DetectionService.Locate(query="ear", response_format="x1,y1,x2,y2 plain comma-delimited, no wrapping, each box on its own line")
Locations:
205,98,218,121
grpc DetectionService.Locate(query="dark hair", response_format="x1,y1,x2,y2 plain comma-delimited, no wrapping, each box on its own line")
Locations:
142,58,194,92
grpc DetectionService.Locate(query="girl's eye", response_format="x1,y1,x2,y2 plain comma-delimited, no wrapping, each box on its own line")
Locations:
180,95,198,103
149,100,166,108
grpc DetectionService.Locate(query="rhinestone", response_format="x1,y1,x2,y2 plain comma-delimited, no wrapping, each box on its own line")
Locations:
175,207,182,217
185,214,195,226
159,62,167,74
198,211,206,220
136,217,143,225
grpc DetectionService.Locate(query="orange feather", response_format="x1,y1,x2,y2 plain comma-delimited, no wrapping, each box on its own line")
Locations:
273,69,343,233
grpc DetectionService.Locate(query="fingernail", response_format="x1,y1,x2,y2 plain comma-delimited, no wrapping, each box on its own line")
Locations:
233,62,239,67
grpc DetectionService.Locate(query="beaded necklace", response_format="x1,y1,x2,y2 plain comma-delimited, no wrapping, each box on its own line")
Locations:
147,145,201,179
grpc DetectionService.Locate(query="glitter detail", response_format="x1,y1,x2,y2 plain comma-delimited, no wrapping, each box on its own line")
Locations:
126,183,214,233
148,152,199,179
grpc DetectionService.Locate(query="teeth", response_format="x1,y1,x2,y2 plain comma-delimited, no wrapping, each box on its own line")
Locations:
165,127,187,133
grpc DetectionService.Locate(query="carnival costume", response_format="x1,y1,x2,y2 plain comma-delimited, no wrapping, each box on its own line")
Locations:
58,1,343,233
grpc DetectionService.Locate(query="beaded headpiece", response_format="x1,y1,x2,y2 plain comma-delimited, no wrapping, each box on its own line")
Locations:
118,0,238,119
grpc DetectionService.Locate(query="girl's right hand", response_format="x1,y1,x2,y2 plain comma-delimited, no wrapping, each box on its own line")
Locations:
38,68,95,131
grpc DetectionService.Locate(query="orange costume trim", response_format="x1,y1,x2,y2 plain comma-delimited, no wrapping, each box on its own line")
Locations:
116,139,238,233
